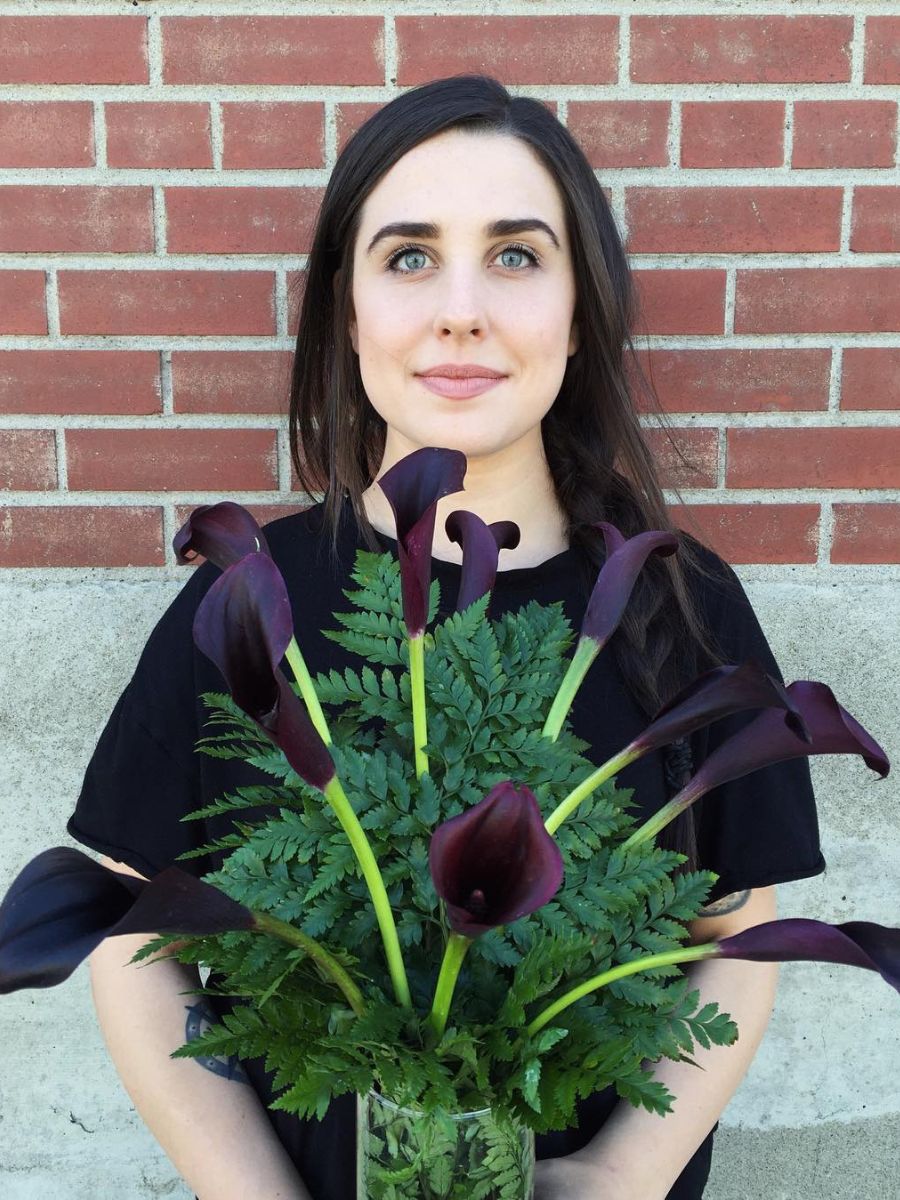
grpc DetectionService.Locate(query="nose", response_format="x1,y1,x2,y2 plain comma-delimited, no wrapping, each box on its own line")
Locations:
431,265,490,339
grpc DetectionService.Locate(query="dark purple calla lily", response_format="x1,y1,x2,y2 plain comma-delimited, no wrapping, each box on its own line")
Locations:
630,660,812,755
686,680,889,799
445,509,520,615
193,551,335,791
0,847,254,994
626,680,889,846
174,501,270,569
581,525,680,649
376,447,467,637
717,918,900,995
429,781,564,938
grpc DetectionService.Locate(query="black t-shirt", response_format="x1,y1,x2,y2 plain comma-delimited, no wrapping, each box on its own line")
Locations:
67,496,825,1200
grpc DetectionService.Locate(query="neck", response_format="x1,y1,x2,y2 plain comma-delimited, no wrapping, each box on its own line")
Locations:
361,441,570,569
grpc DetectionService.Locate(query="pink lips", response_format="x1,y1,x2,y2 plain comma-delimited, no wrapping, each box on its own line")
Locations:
418,375,505,399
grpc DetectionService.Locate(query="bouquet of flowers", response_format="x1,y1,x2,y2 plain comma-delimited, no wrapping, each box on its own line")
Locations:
1,447,897,1200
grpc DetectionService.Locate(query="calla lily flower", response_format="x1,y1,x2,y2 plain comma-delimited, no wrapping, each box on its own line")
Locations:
544,660,812,835
445,509,520,615
581,527,680,649
174,501,270,569
192,552,412,1008
192,551,335,791
543,522,680,740
376,447,467,637
717,918,900,994
633,660,812,753
626,680,889,846
0,847,255,994
526,914,900,1036
429,781,565,938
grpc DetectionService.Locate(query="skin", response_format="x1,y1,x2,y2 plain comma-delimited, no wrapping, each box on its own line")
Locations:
348,127,581,569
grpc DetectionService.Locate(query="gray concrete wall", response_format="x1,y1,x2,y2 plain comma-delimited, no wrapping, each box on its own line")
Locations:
1,569,898,1198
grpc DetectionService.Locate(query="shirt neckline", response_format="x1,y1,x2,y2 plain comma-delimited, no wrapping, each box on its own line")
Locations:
369,526,577,586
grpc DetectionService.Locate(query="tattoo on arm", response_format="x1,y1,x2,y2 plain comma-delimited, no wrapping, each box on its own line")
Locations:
697,889,752,918
184,1000,250,1084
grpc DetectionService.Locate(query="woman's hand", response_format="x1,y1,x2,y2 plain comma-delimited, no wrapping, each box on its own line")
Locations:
533,1149,638,1200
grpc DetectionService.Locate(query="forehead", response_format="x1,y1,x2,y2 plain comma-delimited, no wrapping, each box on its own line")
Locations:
356,130,566,238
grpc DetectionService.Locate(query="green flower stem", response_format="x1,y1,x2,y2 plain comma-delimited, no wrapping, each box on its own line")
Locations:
252,910,366,1017
321,775,412,1010
526,942,718,1037
622,780,704,849
542,638,600,742
427,931,473,1042
408,632,429,779
284,637,332,745
544,746,639,836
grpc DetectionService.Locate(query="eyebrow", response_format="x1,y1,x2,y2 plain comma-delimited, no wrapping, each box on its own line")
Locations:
365,218,561,256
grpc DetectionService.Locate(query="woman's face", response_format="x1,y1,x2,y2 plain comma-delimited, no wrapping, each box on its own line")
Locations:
348,129,580,464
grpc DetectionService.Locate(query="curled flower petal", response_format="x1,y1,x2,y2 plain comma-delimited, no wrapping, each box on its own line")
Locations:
445,509,520,615
685,680,889,803
581,526,680,649
0,848,254,994
193,552,335,790
631,660,812,755
174,502,270,570
717,917,900,995
429,781,564,938
376,447,467,636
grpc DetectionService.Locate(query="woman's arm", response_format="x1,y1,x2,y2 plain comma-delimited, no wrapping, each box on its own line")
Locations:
88,855,312,1200
536,886,780,1200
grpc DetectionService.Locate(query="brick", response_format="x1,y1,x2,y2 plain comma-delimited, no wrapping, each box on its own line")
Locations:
162,17,383,85
864,17,900,84
336,103,386,156
850,188,900,253
670,503,819,564
171,351,292,414
634,348,830,414
58,271,275,336
793,101,897,169
567,102,669,168
680,102,784,169
626,187,841,254
397,16,618,85
841,348,900,411
173,501,309,563
646,427,718,489
633,270,726,336
631,15,852,83
106,102,211,169
726,428,900,489
0,506,163,567
735,269,900,334
0,430,56,490
0,351,160,416
832,503,900,564
0,186,153,253
0,102,93,167
0,16,148,84
66,428,278,492
0,272,47,335
165,187,322,255
222,102,323,170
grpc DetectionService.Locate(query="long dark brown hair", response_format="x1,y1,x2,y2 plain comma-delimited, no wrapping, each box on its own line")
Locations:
288,74,734,868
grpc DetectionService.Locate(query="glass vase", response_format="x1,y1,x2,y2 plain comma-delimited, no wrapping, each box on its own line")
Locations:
357,1087,535,1199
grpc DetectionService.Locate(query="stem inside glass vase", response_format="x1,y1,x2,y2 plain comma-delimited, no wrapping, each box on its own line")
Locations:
356,1086,535,1199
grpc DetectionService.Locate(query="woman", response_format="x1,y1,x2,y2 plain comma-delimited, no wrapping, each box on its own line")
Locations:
70,75,825,1199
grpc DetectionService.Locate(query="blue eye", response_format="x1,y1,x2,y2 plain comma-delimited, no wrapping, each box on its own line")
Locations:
386,242,540,274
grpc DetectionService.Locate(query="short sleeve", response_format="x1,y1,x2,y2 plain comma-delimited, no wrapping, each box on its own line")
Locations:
66,562,219,880
688,552,827,902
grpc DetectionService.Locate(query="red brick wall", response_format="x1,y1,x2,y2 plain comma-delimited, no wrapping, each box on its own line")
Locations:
1,8,898,567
